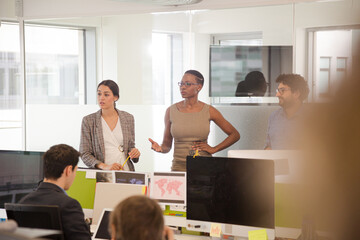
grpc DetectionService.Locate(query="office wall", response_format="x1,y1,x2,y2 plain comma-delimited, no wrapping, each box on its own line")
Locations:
294,0,360,76
192,4,293,45
101,15,153,105
0,0,16,19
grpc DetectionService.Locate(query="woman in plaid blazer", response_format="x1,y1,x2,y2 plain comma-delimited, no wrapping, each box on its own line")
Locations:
80,80,140,171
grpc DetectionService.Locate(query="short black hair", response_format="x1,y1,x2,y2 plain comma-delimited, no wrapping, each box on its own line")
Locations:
185,70,204,86
276,74,309,101
43,144,79,180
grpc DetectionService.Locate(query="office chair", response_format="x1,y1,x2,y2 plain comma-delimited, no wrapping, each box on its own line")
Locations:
5,203,64,240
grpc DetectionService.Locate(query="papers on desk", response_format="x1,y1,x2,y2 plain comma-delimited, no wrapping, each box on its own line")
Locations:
210,223,222,237
83,169,148,184
86,170,149,185
248,229,268,240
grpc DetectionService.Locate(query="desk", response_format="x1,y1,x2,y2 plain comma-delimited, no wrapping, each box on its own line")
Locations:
15,227,62,238
174,234,210,240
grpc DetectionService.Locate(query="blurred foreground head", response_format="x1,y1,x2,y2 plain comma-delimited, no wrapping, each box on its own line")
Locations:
301,59,360,239
110,195,164,240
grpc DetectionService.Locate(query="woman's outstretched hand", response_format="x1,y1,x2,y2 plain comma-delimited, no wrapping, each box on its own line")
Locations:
149,138,162,152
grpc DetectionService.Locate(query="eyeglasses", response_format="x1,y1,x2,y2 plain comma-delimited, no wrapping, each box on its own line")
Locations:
178,82,199,87
276,87,291,95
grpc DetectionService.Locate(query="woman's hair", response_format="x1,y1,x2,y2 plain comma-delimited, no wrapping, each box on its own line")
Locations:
110,195,164,240
98,80,120,108
185,70,204,86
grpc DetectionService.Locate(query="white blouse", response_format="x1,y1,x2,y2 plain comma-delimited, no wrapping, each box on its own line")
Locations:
101,117,130,171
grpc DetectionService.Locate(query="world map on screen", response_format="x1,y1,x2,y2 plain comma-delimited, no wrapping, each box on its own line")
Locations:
150,173,186,204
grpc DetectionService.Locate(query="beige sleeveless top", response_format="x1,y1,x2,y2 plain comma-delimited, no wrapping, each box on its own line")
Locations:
170,103,211,171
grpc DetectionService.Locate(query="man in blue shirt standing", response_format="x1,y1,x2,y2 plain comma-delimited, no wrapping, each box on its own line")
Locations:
265,74,309,150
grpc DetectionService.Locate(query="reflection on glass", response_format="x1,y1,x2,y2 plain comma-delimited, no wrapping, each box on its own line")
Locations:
24,25,84,104
319,57,330,69
0,22,22,150
336,57,346,69
336,57,347,82
319,71,329,94
210,45,292,97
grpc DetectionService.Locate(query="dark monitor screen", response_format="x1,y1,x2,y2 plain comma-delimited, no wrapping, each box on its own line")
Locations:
5,203,63,240
0,150,44,208
0,150,44,191
186,156,275,229
94,210,112,239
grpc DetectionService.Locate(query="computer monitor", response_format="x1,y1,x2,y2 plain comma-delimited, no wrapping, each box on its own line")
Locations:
186,156,275,239
150,172,186,205
0,150,44,207
227,150,302,184
227,150,304,235
93,209,112,240
5,203,63,240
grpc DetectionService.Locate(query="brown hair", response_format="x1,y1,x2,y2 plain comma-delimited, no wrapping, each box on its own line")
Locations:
98,80,119,108
43,144,79,180
110,195,164,240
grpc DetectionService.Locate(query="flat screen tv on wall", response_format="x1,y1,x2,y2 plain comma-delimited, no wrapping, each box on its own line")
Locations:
210,45,293,98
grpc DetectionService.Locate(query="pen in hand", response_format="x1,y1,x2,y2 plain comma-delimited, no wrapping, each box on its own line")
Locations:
121,156,130,170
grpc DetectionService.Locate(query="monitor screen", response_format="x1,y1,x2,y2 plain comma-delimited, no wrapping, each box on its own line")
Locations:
94,210,112,240
0,150,44,207
187,156,274,229
115,171,146,185
5,203,62,231
210,45,293,98
150,172,186,205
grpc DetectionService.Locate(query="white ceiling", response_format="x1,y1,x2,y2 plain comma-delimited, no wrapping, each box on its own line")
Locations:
22,0,320,19
105,0,318,13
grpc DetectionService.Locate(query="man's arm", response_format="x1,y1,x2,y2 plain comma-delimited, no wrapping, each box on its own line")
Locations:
61,198,91,240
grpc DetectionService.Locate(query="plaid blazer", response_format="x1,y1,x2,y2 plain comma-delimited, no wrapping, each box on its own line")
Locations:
79,109,138,171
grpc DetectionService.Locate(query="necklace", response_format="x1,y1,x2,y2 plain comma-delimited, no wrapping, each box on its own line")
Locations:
118,145,124,152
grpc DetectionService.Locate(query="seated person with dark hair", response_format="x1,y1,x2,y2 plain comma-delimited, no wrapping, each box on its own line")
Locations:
235,71,267,97
265,74,309,150
19,144,91,240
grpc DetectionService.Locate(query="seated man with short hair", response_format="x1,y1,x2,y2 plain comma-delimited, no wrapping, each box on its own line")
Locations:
19,144,91,240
